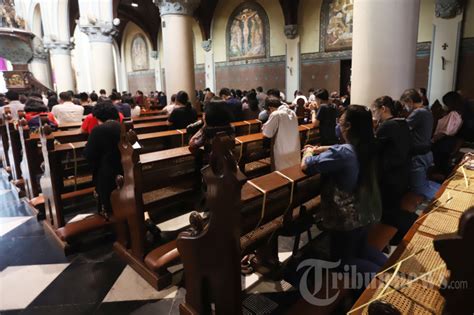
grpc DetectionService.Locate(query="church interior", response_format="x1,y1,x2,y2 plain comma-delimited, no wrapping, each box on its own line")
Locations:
0,0,474,314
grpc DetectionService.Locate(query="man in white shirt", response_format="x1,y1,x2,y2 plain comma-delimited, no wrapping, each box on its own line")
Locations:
0,90,25,119
51,91,84,125
262,96,301,171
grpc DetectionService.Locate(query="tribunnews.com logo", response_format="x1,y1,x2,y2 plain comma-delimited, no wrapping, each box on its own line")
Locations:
297,259,469,307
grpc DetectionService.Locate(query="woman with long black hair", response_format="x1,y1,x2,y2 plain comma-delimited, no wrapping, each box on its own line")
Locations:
301,105,386,274
167,91,198,129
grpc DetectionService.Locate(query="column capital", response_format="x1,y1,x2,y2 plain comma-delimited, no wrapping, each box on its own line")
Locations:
80,22,117,43
201,39,212,52
284,24,298,39
44,40,74,55
32,42,49,60
154,0,200,17
435,0,464,19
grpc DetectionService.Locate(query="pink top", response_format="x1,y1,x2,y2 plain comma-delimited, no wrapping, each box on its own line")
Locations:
434,111,463,137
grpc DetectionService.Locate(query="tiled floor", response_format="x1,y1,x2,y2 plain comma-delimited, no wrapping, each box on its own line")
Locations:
0,171,323,314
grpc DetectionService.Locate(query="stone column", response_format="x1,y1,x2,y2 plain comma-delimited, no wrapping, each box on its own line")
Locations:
284,25,300,102
80,22,117,94
202,39,216,93
44,41,75,93
427,0,464,104
151,50,164,92
155,0,200,106
30,42,52,89
351,0,421,106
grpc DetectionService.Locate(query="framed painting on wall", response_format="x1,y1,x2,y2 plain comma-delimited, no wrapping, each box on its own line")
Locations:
131,34,149,71
320,0,354,52
226,2,269,61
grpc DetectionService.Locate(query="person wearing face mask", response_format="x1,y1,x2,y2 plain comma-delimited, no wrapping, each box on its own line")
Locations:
372,96,416,245
301,105,386,278
262,96,301,171
400,89,440,200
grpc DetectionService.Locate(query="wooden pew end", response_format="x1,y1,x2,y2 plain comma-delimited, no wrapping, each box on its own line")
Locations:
144,240,180,288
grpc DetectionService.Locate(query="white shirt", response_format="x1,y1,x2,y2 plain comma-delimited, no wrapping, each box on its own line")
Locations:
308,93,316,102
131,106,141,117
262,104,301,171
51,102,84,125
0,100,25,119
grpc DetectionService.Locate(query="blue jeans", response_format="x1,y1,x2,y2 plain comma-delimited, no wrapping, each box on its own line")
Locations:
330,226,387,275
410,152,440,200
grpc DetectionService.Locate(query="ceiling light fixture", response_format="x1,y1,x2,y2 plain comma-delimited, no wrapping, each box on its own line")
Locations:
131,2,138,7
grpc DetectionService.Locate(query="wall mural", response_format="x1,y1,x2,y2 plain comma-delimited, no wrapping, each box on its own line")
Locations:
131,34,149,71
227,3,269,61
321,0,354,52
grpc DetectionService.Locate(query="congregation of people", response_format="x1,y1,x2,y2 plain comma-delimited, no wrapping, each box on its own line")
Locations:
1,83,473,299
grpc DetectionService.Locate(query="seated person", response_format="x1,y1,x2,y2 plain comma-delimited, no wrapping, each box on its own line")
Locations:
262,96,301,171
81,109,124,135
432,91,464,176
301,105,386,276
51,91,84,125
291,90,308,109
168,91,198,129
189,97,235,161
372,96,416,245
1,90,25,119
80,92,93,115
83,101,123,217
219,88,243,122
163,94,177,115
24,96,58,131
111,92,131,118
122,95,141,118
242,91,260,120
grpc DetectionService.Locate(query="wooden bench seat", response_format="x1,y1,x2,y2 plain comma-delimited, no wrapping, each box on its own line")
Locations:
144,240,180,272
55,214,111,242
177,135,323,313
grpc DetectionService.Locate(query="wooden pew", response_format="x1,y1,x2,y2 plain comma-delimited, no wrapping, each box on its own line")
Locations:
131,114,168,124
110,131,200,288
176,135,322,313
19,124,88,204
110,131,321,290
43,121,317,252
58,121,83,131
38,126,96,238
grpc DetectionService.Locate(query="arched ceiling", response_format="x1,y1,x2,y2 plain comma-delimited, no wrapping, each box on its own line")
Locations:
67,0,301,52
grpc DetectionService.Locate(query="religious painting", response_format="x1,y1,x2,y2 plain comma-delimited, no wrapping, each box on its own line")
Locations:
131,34,149,71
227,3,269,61
5,72,27,89
321,0,354,51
